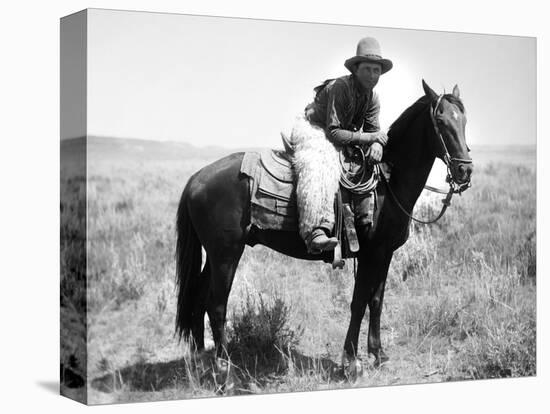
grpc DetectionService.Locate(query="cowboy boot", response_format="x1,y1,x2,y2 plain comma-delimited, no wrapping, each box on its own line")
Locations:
308,228,338,253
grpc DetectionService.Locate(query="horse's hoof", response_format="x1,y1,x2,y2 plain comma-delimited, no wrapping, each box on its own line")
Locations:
368,348,390,367
214,378,235,395
345,359,364,382
213,357,235,394
341,352,364,382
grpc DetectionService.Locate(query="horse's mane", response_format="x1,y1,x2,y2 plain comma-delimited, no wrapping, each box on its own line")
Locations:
387,95,430,142
387,93,465,143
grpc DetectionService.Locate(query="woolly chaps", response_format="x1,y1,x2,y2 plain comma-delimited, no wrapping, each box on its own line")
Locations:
289,114,341,242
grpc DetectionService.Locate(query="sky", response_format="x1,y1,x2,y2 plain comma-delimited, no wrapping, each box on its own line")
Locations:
84,8,536,150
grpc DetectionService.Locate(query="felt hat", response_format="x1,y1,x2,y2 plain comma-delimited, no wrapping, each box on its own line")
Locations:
344,37,393,74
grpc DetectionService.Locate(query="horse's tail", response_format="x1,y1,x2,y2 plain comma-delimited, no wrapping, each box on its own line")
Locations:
175,182,202,342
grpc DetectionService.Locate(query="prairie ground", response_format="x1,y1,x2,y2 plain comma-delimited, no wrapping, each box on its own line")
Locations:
61,139,536,404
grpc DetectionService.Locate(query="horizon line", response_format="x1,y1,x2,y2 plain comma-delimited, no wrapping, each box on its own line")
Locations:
62,135,538,149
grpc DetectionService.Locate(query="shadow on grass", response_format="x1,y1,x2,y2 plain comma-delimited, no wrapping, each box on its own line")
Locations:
290,350,342,376
91,357,191,393
234,350,343,382
90,349,344,394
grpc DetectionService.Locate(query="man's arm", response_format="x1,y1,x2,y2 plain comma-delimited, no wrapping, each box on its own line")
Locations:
329,128,382,146
324,79,380,146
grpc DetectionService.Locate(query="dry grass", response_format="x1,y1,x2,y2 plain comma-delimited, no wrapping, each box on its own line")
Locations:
61,142,536,404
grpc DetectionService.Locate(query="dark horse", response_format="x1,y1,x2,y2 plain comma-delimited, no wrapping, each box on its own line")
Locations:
174,80,473,378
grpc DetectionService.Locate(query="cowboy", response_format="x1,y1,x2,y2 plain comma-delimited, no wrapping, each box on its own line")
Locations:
290,36,393,253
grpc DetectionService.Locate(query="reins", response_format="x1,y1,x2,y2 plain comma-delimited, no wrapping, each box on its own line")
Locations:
380,172,453,225
382,94,471,225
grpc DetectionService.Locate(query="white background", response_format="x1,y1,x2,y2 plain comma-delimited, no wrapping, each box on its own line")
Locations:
0,0,547,412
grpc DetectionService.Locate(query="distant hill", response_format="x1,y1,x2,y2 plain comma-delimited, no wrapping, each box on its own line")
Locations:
86,136,249,161
61,136,264,162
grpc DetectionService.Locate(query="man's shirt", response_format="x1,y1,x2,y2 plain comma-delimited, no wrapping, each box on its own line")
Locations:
304,74,381,146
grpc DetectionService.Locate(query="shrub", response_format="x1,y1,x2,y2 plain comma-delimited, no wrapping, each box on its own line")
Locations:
227,291,302,375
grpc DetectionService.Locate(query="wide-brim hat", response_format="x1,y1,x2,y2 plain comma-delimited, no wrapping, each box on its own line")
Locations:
344,37,393,74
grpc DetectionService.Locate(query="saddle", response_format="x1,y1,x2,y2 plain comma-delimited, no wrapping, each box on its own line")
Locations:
240,149,298,231
240,137,385,264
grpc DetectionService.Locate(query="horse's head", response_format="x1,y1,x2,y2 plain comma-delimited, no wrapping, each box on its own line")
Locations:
422,80,473,191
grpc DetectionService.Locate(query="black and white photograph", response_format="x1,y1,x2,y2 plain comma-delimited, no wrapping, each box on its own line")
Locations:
59,7,538,405
2,1,547,413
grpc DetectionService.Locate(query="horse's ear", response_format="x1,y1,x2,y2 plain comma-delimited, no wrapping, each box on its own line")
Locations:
422,79,438,101
452,84,460,98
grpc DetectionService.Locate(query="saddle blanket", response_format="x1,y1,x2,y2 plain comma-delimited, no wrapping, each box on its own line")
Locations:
240,149,298,231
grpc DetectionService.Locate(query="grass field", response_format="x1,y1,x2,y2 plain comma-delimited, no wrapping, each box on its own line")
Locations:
61,138,536,404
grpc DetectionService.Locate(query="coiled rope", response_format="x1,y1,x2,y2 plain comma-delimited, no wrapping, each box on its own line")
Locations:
338,145,379,194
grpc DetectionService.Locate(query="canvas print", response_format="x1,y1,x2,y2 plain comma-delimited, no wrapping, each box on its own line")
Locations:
60,8,536,405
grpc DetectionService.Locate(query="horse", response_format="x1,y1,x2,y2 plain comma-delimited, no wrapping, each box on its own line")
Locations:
174,79,473,380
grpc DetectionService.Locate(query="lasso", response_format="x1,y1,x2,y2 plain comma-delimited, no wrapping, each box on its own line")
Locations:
338,145,380,195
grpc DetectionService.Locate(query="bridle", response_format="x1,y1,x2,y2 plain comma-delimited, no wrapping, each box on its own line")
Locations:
429,94,472,194
382,94,472,225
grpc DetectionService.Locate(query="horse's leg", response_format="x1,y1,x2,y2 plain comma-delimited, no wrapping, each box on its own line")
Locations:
343,257,371,360
367,269,390,365
182,152,250,392
206,245,244,362
203,246,243,393
343,247,392,369
341,256,371,379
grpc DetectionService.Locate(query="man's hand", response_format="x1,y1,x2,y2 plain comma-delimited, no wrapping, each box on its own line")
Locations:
366,142,383,164
373,131,389,146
